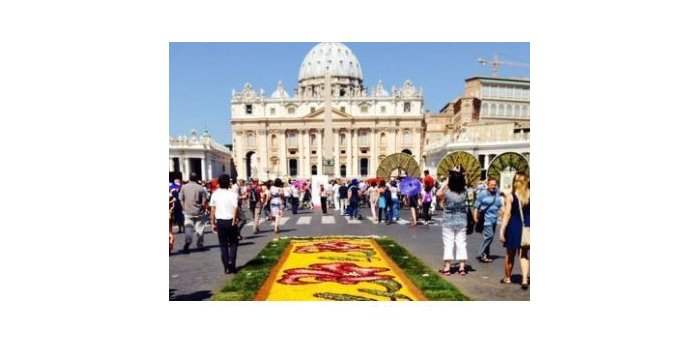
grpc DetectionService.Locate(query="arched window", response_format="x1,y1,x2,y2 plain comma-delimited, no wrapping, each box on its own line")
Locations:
340,133,346,146
403,102,411,113
287,131,297,148
310,133,317,146
311,164,318,175
271,134,278,148
340,164,347,177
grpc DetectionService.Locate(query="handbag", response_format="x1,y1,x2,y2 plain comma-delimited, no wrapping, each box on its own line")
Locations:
518,195,530,247
475,192,498,233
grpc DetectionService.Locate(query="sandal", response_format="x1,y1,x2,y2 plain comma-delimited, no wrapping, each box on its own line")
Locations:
500,277,512,284
440,268,451,276
458,268,466,276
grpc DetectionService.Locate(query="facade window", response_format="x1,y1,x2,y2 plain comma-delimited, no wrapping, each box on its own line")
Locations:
403,102,411,113
402,130,412,144
506,104,513,116
482,103,489,115
360,158,369,176
270,107,275,115
287,107,295,114
340,133,346,146
498,104,504,116
359,130,368,146
310,133,317,146
222,164,225,172
478,154,485,169
515,105,521,117
340,165,347,177
289,159,298,176
245,104,253,115
340,106,346,113
271,134,278,148
247,133,255,146
380,106,386,113
311,164,317,175
310,107,316,113
287,132,297,147
361,105,368,113
380,133,387,147
523,105,529,116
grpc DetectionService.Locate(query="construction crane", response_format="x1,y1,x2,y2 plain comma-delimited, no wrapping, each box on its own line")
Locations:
477,54,529,77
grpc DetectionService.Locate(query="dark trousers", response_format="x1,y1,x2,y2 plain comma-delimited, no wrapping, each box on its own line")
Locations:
349,200,359,218
320,197,327,213
291,197,299,214
422,204,431,221
216,219,239,271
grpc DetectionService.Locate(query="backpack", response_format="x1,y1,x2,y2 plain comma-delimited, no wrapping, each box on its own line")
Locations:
339,185,348,198
423,190,432,203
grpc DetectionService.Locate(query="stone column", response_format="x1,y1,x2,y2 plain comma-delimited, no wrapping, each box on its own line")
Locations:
280,131,287,177
303,129,311,178
334,128,340,177
201,156,207,181
351,128,358,177
317,130,323,175
259,129,269,180
369,128,376,176
413,127,421,166
183,157,189,178
207,156,213,180
169,158,175,172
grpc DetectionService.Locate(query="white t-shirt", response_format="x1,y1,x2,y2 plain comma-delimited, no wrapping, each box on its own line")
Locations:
390,186,399,200
209,187,238,220
333,184,340,197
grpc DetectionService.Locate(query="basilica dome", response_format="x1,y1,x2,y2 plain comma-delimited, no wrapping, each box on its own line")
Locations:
298,42,363,82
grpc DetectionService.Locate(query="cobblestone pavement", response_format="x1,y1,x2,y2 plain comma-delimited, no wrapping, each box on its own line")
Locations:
169,205,530,301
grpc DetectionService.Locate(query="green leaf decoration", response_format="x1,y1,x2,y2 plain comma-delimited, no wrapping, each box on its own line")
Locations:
313,292,377,301
436,151,481,187
377,153,421,178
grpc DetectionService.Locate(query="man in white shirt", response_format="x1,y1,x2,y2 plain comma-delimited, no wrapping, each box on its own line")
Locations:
332,181,340,211
209,174,239,274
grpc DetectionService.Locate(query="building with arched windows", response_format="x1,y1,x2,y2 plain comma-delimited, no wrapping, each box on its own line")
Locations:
230,42,425,180
423,76,530,186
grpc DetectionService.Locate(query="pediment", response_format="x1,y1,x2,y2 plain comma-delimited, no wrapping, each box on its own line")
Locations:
302,107,352,119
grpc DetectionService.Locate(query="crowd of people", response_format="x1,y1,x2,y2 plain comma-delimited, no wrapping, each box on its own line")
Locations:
169,168,530,289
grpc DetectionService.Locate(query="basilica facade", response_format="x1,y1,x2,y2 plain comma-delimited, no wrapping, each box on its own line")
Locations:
230,42,425,180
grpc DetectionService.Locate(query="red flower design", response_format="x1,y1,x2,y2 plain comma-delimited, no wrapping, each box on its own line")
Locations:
277,262,393,285
294,241,373,254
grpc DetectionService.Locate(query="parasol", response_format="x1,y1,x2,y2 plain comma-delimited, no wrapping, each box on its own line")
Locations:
399,176,422,197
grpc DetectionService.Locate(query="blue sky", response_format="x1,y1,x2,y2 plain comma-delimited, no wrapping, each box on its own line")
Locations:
170,42,529,144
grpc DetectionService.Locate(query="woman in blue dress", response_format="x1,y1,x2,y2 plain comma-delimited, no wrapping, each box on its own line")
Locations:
499,172,530,289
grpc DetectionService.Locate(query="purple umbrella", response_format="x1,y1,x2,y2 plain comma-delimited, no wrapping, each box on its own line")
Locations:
293,179,307,189
399,176,422,197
